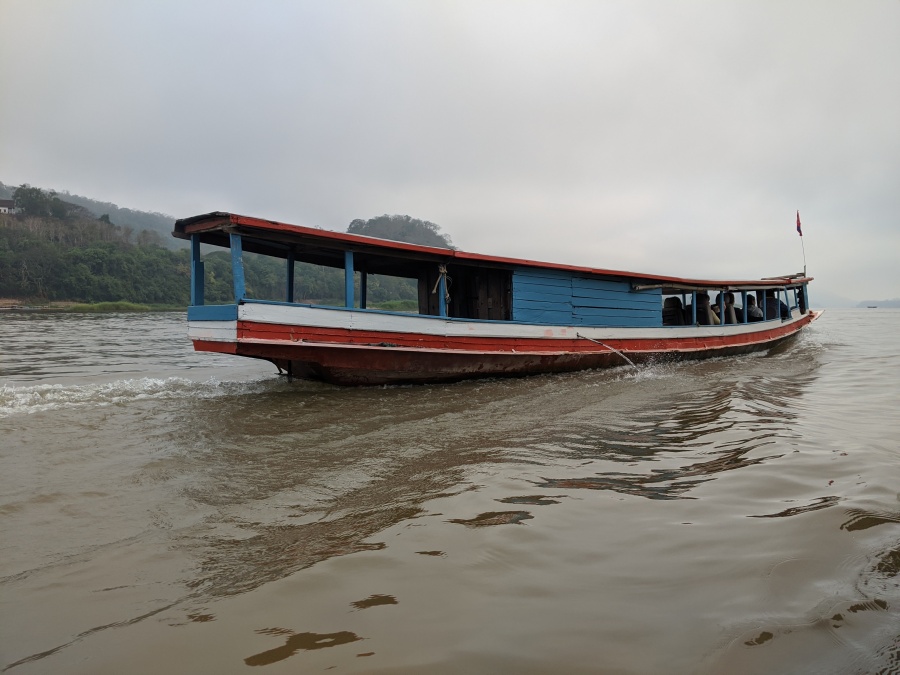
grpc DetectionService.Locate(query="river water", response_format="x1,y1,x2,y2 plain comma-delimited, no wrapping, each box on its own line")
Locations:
1,310,898,674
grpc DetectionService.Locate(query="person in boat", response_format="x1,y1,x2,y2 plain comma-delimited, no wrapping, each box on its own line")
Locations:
690,292,720,325
764,289,790,320
714,292,739,324
746,295,764,321
662,296,685,326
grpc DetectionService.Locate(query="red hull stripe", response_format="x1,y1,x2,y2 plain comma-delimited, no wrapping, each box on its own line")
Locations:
233,315,813,355
193,312,819,384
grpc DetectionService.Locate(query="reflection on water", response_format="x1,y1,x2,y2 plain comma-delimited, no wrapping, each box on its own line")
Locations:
533,367,818,501
750,495,841,518
351,594,398,609
244,629,363,666
840,507,900,532
448,511,534,526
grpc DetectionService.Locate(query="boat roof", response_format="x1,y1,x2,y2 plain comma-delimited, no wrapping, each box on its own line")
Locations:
173,212,812,292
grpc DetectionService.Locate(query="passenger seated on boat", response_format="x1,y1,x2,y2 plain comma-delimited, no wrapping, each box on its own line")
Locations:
764,290,790,320
746,295,763,321
662,296,685,326
693,292,720,325
717,292,739,324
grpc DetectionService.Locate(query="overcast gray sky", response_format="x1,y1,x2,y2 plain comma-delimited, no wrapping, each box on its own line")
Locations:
2,0,898,302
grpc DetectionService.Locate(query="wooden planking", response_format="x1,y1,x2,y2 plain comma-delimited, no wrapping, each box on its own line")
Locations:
514,289,572,306
571,277,631,292
573,307,659,320
571,278,660,307
513,269,572,286
571,277,659,325
573,314,659,327
513,268,663,326
512,269,573,324
516,310,573,324
188,304,239,321
513,282,572,299
572,294,659,309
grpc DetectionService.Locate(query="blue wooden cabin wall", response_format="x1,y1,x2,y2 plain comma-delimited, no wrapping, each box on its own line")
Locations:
512,269,661,327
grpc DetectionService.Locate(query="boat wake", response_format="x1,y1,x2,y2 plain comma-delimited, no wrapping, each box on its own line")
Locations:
0,375,284,418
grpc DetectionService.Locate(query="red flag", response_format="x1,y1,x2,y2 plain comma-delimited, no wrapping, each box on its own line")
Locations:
796,211,802,237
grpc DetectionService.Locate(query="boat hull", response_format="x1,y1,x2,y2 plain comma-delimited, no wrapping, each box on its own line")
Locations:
190,303,821,386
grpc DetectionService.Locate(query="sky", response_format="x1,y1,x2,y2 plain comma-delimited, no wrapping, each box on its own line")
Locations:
1,1,898,303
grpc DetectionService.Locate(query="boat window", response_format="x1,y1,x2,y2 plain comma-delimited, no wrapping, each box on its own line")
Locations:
292,262,350,306
662,295,686,326
362,273,418,312
195,249,234,304
242,250,289,302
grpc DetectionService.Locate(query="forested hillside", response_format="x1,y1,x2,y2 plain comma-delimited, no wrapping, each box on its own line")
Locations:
0,185,451,308
0,181,178,248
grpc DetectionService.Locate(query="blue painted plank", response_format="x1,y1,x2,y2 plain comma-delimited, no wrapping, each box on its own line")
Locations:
512,270,572,287
571,277,632,291
344,251,354,308
188,304,238,321
573,307,659,320
514,278,575,293
515,288,575,302
230,233,246,301
190,234,204,306
571,294,660,309
574,314,660,327
515,311,573,324
286,254,295,303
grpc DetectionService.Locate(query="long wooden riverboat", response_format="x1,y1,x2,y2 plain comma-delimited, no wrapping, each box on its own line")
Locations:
173,212,819,385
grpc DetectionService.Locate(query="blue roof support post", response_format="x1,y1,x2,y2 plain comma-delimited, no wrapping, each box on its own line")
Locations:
230,233,246,302
718,292,725,323
438,274,447,317
783,288,790,319
761,291,767,321
190,234,204,306
691,291,697,325
344,250,355,308
286,253,295,303
741,291,748,323
360,269,368,309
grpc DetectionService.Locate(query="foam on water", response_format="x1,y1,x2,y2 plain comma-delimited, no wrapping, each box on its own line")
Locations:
0,375,284,418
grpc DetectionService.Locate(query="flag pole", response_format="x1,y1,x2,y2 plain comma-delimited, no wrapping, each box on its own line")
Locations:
796,211,806,276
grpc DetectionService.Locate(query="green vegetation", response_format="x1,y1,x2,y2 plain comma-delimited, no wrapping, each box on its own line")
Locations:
0,184,455,310
1,181,178,249
348,214,454,249
371,299,418,312
65,302,155,313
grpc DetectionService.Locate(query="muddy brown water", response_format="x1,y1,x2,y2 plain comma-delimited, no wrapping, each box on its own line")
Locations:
1,309,898,674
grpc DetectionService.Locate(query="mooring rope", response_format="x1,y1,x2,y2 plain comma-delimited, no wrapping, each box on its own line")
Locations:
431,264,451,305
576,333,637,369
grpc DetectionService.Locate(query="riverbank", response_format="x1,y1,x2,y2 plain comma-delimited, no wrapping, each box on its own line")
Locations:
0,299,183,312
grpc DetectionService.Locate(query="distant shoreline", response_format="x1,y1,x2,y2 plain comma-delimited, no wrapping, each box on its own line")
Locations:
0,300,184,313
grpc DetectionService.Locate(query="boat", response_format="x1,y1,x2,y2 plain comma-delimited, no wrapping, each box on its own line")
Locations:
173,212,820,386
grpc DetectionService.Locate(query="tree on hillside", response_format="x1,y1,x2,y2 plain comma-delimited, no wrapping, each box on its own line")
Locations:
346,214,454,249
13,185,80,220
13,185,52,217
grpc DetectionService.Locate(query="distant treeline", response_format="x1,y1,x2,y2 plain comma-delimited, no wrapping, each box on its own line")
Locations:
1,181,178,248
0,188,452,307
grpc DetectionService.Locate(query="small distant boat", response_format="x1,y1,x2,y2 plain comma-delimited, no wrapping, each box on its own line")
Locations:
173,212,820,386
